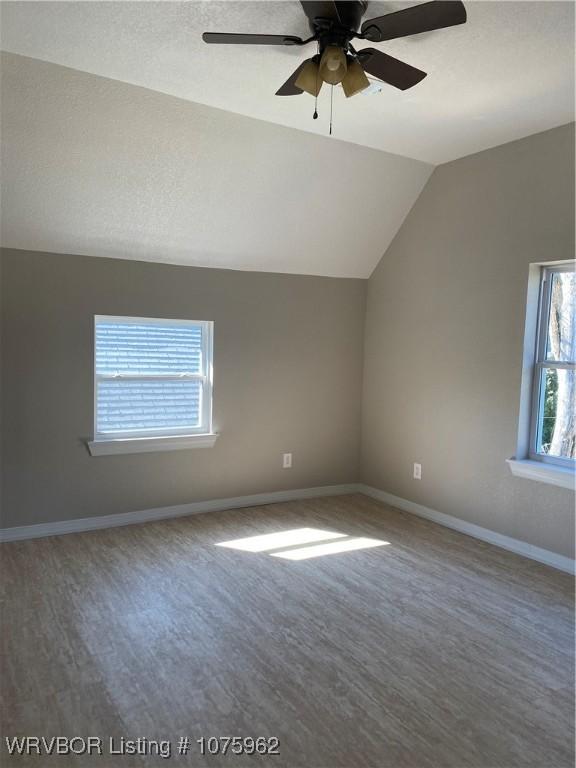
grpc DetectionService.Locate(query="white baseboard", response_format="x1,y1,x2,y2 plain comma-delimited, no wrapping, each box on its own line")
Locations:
359,484,575,575
0,484,359,543
3,483,573,575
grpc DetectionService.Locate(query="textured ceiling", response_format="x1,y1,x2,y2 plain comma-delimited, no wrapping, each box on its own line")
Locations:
1,1,574,164
0,53,432,277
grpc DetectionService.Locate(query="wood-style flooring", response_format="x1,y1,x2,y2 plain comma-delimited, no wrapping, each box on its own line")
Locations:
1,494,574,767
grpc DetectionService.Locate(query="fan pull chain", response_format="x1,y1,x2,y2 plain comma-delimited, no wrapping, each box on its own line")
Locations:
329,85,334,136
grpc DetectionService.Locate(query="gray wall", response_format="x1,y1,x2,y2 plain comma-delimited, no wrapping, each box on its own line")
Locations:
2,125,574,560
362,124,575,559
0,249,366,528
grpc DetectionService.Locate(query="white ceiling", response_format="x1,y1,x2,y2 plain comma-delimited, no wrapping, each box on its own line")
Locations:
0,52,432,277
1,1,574,164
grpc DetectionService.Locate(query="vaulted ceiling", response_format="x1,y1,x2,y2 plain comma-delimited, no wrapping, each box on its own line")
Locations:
0,52,432,277
2,1,574,163
0,2,574,277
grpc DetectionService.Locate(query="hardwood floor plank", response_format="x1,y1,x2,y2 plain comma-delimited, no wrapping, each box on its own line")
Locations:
1,494,573,767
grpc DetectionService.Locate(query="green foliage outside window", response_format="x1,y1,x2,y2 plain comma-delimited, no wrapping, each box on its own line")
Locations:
541,369,558,453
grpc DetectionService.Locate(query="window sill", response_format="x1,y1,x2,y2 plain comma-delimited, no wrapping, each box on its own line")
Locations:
88,433,219,456
507,458,575,491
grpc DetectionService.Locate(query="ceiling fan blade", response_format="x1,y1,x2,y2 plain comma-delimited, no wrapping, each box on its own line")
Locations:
275,61,309,96
357,49,427,90
202,32,303,45
361,1,466,42
299,1,341,23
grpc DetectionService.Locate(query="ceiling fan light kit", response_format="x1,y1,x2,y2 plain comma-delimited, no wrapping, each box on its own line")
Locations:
295,57,322,96
319,45,348,85
342,58,370,98
203,0,467,118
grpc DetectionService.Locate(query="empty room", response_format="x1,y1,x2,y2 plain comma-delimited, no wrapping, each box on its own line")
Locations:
0,1,574,766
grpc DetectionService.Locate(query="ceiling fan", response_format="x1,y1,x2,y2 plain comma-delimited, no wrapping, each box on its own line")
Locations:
202,1,467,98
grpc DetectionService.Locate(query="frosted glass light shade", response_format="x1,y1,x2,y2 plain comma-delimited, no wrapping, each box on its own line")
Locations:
295,59,323,96
319,46,347,85
342,59,370,97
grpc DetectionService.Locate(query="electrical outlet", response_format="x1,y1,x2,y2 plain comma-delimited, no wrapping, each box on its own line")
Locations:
283,453,292,469
413,463,422,480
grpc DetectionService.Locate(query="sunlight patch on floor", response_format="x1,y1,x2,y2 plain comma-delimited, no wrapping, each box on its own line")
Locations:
270,537,389,560
216,527,390,560
215,527,346,552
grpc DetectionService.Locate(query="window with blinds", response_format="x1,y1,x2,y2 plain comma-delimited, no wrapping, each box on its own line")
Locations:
94,316,213,439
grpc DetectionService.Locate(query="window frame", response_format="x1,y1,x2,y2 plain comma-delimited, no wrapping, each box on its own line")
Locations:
528,265,575,468
93,315,214,442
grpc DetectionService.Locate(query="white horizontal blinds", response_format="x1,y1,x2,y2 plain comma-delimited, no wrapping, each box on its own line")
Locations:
97,380,202,434
95,318,208,436
96,321,203,376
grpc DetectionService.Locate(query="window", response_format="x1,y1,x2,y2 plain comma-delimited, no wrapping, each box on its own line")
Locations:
509,263,575,488
89,316,215,455
529,266,575,467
